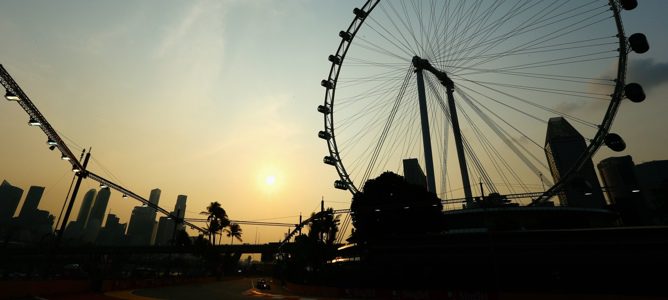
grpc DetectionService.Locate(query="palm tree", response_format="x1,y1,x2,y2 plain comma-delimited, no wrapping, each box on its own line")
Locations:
201,201,230,245
308,208,340,245
224,223,243,245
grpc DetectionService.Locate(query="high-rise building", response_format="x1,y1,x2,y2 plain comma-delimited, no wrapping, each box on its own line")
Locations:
403,158,427,189
544,117,606,208
18,186,45,219
0,180,23,222
597,156,649,225
174,195,187,230
175,195,187,219
154,216,175,245
76,189,97,228
155,195,188,245
126,205,157,245
635,160,668,224
96,214,127,245
84,188,111,232
149,188,161,206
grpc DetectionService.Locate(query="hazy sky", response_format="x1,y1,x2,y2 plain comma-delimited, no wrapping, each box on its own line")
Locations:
1,1,667,243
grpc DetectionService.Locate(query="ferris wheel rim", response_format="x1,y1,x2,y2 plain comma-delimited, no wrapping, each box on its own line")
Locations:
320,0,629,199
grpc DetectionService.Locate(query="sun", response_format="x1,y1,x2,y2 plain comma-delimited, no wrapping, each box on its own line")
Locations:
265,175,276,186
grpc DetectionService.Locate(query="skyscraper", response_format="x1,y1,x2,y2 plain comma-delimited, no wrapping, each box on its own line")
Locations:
126,205,156,245
403,158,427,189
544,117,605,208
635,160,668,224
174,195,187,230
154,194,188,245
96,213,127,245
149,188,161,206
597,156,648,225
88,188,110,227
154,216,174,245
18,186,45,219
76,189,97,228
0,180,23,222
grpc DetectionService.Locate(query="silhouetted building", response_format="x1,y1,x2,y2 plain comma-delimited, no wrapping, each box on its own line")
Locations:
18,186,44,219
597,156,650,225
76,189,97,228
155,195,188,245
174,195,187,231
635,160,668,224
544,117,605,208
154,216,175,245
403,158,427,189
0,180,23,222
83,188,110,242
126,206,156,245
64,220,85,242
96,214,126,245
149,188,161,206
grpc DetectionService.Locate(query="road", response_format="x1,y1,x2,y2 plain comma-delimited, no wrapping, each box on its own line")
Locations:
127,277,296,300
44,277,303,300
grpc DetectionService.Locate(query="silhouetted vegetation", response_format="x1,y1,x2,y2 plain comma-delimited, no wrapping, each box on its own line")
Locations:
280,207,340,283
200,201,231,245
224,223,242,245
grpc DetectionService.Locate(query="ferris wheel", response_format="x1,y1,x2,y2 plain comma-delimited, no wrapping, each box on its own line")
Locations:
318,0,648,207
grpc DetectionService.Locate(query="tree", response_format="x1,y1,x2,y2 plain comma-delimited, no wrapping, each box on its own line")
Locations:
224,223,243,245
350,171,443,242
201,201,230,245
308,208,340,245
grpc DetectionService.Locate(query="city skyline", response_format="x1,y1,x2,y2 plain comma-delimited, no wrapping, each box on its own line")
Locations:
1,1,668,243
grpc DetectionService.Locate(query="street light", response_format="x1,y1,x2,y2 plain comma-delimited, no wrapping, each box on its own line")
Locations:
28,118,41,126
47,139,57,146
60,154,70,160
100,183,109,189
4,90,20,101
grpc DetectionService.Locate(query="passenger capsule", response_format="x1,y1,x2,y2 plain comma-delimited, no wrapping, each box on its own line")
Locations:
620,0,638,10
339,31,352,42
318,131,331,140
328,55,341,65
604,133,626,152
334,180,349,190
321,79,334,89
629,33,649,54
353,8,367,19
323,156,337,165
317,105,331,114
624,83,646,102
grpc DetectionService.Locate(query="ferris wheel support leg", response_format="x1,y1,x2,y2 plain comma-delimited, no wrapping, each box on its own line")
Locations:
415,69,437,194
446,87,474,206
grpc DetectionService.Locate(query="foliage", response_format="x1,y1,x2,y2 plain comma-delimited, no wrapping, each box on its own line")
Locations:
224,223,243,245
308,208,340,245
200,201,230,245
350,171,443,242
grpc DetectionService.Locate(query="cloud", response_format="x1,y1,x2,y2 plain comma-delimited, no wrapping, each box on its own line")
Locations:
154,2,207,58
626,58,668,91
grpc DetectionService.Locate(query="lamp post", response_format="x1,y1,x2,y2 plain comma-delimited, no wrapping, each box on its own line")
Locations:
55,150,91,246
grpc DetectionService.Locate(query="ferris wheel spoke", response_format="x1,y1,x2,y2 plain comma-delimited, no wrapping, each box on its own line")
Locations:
454,3,605,70
455,86,553,186
321,0,631,203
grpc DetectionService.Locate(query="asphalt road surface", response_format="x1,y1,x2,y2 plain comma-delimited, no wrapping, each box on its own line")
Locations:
129,277,297,300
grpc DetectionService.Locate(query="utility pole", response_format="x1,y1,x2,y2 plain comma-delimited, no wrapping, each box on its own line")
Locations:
298,213,302,236
56,149,91,246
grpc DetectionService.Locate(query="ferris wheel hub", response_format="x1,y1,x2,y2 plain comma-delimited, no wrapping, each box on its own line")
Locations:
412,56,454,90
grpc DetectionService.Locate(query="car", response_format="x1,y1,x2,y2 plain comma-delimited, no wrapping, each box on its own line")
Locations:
255,278,271,290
